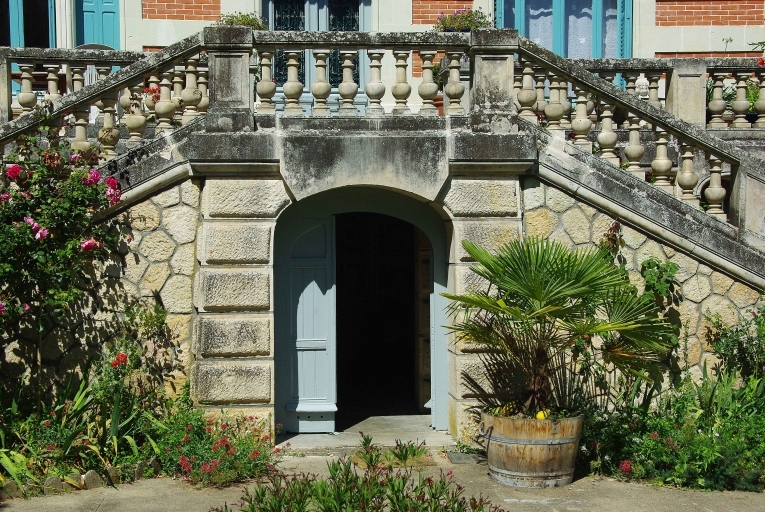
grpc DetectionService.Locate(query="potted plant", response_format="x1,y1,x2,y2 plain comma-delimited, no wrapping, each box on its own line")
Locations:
433,8,492,32
443,238,675,487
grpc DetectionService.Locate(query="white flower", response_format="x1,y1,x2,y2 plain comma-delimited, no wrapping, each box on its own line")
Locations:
604,455,611,462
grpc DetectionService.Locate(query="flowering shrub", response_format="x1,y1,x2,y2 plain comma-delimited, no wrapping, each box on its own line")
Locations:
432,8,492,32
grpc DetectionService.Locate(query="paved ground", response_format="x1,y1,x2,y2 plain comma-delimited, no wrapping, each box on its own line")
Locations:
3,415,765,511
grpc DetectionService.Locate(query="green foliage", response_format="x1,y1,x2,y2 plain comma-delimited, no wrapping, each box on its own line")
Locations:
218,12,268,30
215,435,504,512
443,237,675,416
705,301,765,379
432,8,492,32
641,258,680,310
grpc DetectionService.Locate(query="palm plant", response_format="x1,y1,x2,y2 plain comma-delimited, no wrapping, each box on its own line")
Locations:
444,238,676,416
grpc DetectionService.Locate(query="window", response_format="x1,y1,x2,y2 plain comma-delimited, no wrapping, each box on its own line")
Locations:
496,0,632,58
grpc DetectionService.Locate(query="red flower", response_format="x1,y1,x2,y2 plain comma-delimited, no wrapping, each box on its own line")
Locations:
111,352,128,368
248,449,260,460
758,57,765,68
5,164,22,180
49,412,56,417
105,176,119,190
220,423,228,430
44,421,51,427
182,435,190,442
186,424,194,432
179,456,192,473
619,460,632,474
649,432,660,440
81,237,103,252
205,426,212,433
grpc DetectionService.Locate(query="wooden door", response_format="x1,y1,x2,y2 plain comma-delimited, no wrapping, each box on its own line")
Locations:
76,0,120,49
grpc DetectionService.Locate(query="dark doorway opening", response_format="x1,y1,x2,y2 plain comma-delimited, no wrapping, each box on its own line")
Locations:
335,212,427,431
23,0,51,48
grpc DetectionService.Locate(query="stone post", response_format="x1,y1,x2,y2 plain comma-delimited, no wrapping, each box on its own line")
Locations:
469,29,517,112
0,53,11,122
202,26,254,132
665,59,707,127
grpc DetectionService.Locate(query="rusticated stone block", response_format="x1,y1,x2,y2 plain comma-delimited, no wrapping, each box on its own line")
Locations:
196,315,271,357
205,179,290,218
192,361,271,404
200,269,270,310
443,179,519,217
204,223,271,263
452,220,520,261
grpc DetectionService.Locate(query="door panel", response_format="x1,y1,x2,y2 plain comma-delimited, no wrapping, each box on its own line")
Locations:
278,218,336,433
76,0,120,49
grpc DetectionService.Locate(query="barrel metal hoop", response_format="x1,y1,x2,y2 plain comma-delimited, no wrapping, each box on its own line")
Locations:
482,433,580,446
489,466,575,479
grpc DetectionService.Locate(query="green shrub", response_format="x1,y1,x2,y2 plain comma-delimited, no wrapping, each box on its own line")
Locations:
432,8,492,32
218,12,268,30
705,301,765,379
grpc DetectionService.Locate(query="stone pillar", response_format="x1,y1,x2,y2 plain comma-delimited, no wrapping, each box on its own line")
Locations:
0,54,11,122
442,162,526,438
469,29,518,112
665,59,707,127
192,172,292,421
202,26,254,132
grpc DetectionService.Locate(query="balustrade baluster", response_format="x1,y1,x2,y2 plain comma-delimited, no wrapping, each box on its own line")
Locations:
622,71,640,129
707,72,728,128
731,72,752,128
283,50,304,117
417,51,438,116
392,50,411,115
754,71,765,128
126,82,148,141
339,50,359,117
513,72,522,112
143,74,160,117
650,129,673,191
560,80,572,129
444,51,465,116
544,74,565,136
94,66,113,124
624,113,646,178
69,63,91,155
98,89,119,160
517,60,538,124
256,51,277,115
534,68,547,115
705,155,727,221
587,91,597,127
571,85,592,150
155,67,177,135
311,50,331,117
365,50,386,117
172,65,184,123
644,71,663,129
17,62,37,113
44,63,62,103
181,56,202,124
677,143,700,206
198,66,209,114
596,73,619,166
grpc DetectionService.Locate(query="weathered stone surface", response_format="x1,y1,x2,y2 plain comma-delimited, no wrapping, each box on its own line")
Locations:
698,264,713,276
153,186,180,208
683,336,702,367
162,206,198,244
205,179,290,218
728,282,760,308
671,253,699,283
663,245,677,258
0,481,22,498
674,300,701,335
591,214,615,245
204,223,271,263
166,314,192,344
192,361,271,404
621,226,647,249
64,472,81,490
123,254,149,284
181,179,201,207
170,243,196,275
710,271,734,295
200,269,270,310
545,187,576,213
128,201,161,231
549,229,574,247
635,240,665,267
682,275,711,303
579,203,597,218
444,179,519,217
561,208,590,244
140,262,171,296
197,315,271,356
139,231,176,262
452,220,520,261
451,354,491,399
700,295,739,327
524,208,558,238
44,476,64,493
161,275,193,314
522,178,545,210
127,231,142,252
453,265,490,295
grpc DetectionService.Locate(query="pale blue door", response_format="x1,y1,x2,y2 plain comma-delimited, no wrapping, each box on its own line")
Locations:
276,216,337,433
76,0,120,49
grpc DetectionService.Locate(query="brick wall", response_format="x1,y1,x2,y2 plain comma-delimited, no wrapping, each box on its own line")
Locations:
412,1,473,25
142,0,221,21
656,0,764,27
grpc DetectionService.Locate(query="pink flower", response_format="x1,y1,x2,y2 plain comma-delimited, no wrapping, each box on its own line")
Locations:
35,228,49,240
23,304,30,311
5,164,22,180
80,237,103,251
70,154,83,164
82,170,101,186
105,176,119,190
0,302,5,314
0,192,10,203
106,187,121,205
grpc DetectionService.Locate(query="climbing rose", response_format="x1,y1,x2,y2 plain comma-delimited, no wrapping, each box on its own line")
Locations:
80,237,103,251
82,170,101,186
5,164,21,180
105,176,119,190
0,192,10,203
0,302,5,314
110,352,128,368
619,460,632,474
758,57,765,68
70,154,83,164
35,228,49,240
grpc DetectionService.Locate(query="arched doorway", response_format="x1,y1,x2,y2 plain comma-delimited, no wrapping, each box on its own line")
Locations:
273,188,449,433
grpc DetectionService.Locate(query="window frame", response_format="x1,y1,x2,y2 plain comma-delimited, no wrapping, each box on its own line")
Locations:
495,0,633,58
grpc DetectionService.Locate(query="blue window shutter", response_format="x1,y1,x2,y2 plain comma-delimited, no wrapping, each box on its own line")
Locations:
9,0,24,46
620,0,632,57
48,0,56,46
76,0,120,49
552,0,565,55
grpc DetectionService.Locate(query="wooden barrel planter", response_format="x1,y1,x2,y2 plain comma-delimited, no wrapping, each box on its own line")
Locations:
480,411,583,488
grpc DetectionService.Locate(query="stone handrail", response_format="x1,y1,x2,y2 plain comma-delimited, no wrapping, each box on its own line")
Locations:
0,32,203,148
